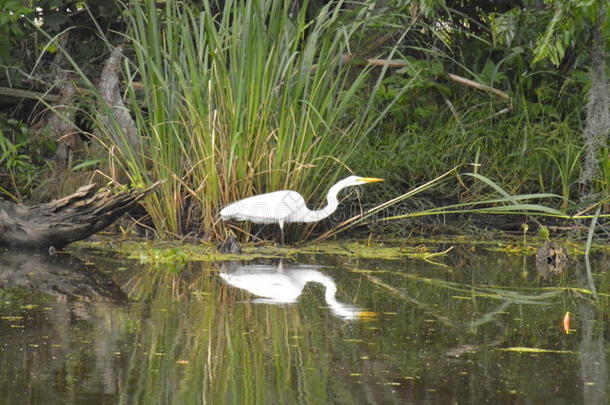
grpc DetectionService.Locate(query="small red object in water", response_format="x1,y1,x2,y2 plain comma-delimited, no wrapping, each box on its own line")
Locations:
563,312,571,334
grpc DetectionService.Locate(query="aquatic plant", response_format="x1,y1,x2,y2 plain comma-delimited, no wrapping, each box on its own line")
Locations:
27,0,405,240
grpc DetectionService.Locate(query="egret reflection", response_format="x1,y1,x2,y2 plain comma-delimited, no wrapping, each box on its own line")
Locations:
219,261,368,320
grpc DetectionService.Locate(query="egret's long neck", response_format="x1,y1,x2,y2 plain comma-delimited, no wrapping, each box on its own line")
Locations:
318,275,360,320
300,181,346,223
297,272,339,303
295,271,361,320
322,279,338,305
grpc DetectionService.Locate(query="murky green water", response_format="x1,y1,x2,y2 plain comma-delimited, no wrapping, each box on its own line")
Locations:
0,243,608,404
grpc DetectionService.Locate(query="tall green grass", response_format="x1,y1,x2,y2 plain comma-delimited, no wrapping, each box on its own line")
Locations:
313,167,610,242
110,0,390,238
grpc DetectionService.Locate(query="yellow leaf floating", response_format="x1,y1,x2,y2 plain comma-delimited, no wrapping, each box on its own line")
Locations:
498,347,574,354
563,312,571,334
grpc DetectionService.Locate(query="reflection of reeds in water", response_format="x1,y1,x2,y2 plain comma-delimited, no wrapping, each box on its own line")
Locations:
358,267,563,334
5,251,606,402
112,253,610,403
118,262,367,404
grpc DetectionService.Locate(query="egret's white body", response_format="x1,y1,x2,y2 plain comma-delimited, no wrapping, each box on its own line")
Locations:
220,175,383,242
219,262,366,320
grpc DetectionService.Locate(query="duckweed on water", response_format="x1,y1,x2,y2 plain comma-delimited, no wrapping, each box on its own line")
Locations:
73,239,456,263
72,235,606,266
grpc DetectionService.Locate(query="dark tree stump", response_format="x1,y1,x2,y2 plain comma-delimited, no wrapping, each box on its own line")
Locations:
0,182,159,249
535,240,569,278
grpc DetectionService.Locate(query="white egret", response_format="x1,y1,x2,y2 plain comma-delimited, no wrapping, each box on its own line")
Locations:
219,261,375,320
220,175,383,243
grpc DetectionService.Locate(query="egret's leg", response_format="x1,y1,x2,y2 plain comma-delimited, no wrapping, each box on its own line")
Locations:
279,221,285,245
251,226,264,242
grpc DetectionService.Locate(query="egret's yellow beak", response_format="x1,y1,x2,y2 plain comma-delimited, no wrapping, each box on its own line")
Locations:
359,177,384,183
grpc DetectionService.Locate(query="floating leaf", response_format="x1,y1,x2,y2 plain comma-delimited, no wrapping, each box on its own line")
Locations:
563,312,571,334
498,347,573,354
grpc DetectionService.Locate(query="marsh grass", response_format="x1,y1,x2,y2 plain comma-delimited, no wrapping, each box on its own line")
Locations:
30,0,406,240
314,168,610,242
112,0,401,239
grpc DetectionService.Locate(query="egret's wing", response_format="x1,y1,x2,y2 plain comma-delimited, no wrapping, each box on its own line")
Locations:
220,190,307,224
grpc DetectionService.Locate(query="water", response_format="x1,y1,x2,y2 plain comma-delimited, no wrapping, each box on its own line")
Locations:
0,243,608,404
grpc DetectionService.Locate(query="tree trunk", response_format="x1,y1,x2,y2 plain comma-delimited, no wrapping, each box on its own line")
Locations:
580,6,610,199
95,45,141,155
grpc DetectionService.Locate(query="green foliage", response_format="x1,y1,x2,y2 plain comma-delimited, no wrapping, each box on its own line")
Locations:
341,0,607,215
489,0,610,67
393,0,447,19
537,142,583,209
5,0,608,240
137,246,188,273
0,0,32,64
0,1,124,87
532,1,607,66
0,118,43,201
71,158,103,172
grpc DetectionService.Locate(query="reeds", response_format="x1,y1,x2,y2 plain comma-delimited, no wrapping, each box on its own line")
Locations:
314,167,610,242
113,0,386,239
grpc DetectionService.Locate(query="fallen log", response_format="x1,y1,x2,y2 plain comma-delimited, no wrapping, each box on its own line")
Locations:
0,182,160,250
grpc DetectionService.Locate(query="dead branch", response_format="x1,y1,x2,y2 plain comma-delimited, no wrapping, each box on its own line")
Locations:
0,86,60,103
0,181,161,249
363,57,511,102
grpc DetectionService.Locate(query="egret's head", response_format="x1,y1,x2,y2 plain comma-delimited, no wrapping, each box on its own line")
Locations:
342,175,384,187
